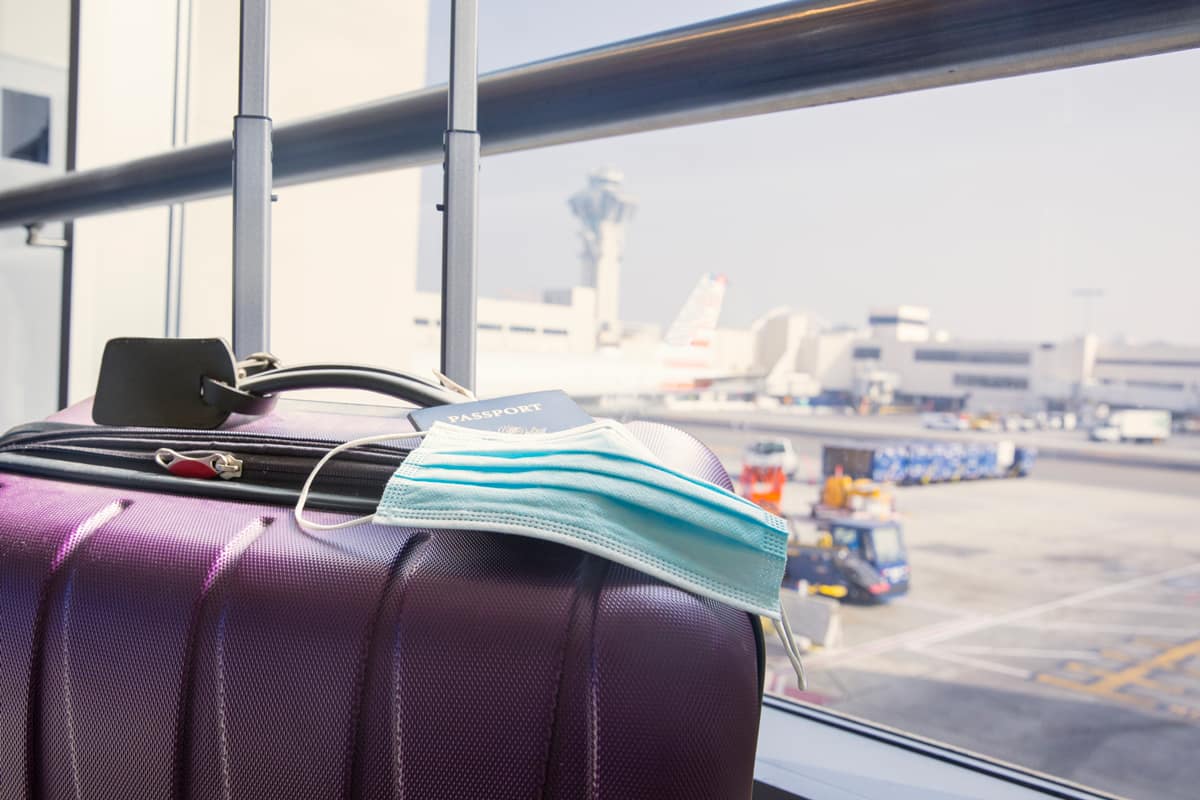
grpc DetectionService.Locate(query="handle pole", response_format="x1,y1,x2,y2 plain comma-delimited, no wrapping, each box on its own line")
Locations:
439,0,480,391
232,0,272,357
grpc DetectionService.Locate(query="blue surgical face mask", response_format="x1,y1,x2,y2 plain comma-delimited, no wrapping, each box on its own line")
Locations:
295,419,806,686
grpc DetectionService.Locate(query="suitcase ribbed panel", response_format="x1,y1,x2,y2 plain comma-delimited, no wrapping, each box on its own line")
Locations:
34,495,247,800
379,531,584,799
0,479,118,800
592,567,761,799
0,417,761,799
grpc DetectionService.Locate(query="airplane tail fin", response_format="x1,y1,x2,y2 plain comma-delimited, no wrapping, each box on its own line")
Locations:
663,273,727,349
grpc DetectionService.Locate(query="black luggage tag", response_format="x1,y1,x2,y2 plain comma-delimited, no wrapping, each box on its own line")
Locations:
407,389,592,434
92,338,239,429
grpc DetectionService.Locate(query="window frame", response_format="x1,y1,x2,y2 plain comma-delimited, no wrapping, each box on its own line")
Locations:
754,696,1122,800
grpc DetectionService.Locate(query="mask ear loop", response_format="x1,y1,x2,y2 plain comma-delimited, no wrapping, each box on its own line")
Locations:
294,430,428,533
776,597,808,690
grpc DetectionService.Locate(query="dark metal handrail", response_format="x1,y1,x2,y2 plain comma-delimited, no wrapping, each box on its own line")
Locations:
1,0,1198,228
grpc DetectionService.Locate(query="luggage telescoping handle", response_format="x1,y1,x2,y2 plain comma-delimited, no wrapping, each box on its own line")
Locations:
232,0,272,358
228,0,483,395
439,0,481,392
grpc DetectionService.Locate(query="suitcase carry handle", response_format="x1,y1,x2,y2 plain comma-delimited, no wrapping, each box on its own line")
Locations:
201,363,464,417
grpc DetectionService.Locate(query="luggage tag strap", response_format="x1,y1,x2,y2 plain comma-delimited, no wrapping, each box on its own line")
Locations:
237,352,282,377
200,373,280,417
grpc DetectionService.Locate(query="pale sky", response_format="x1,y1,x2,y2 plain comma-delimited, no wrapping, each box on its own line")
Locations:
416,1,1200,346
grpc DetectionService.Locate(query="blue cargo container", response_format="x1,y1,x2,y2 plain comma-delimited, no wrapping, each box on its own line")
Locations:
821,443,907,483
954,442,972,481
873,444,907,483
984,443,1001,478
961,443,992,479
822,439,1033,485
930,442,958,483
904,442,935,484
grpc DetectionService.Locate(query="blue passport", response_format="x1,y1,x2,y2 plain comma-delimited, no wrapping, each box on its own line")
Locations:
407,389,593,434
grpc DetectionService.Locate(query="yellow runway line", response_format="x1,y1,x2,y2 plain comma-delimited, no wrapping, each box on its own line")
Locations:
1038,638,1200,714
1076,639,1200,695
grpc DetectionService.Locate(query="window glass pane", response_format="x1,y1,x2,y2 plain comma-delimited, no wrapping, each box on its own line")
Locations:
869,525,904,564
831,527,858,549
440,18,1200,799
2,88,50,163
423,1,769,87
60,0,430,404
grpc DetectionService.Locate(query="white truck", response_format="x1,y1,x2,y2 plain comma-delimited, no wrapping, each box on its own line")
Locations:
1090,409,1172,444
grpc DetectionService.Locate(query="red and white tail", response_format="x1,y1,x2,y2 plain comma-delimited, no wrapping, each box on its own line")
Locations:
663,273,727,349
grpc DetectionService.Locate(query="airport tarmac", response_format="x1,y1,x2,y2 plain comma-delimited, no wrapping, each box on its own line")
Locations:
648,414,1200,800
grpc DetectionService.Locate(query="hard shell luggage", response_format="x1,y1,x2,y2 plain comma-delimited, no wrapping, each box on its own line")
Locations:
0,405,764,799
0,2,767,798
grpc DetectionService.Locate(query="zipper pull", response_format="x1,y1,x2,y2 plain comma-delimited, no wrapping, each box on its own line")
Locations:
155,448,244,480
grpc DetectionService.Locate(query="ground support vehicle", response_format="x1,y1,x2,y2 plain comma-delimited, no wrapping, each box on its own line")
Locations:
739,462,787,515
785,517,910,603
1090,409,1172,443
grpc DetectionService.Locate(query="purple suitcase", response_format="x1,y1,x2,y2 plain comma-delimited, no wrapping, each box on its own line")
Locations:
0,403,765,799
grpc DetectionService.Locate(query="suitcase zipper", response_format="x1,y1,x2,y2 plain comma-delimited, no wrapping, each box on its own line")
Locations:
2,427,408,490
154,448,244,480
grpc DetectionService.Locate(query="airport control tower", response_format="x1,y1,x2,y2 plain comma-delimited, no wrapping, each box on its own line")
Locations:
569,169,636,346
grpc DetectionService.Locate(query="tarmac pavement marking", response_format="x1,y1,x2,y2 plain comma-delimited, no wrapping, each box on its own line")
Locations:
1054,639,1200,694
938,645,1101,660
1036,638,1200,720
910,562,1200,648
1062,660,1116,678
1089,601,1200,616
1130,679,1187,697
811,562,1200,667
1006,621,1200,637
1129,636,1182,652
905,647,1034,680
1036,674,1158,711
1100,647,1140,662
805,615,983,666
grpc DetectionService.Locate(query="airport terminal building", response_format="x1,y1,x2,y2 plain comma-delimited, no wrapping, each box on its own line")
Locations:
393,165,1200,415
747,304,1200,415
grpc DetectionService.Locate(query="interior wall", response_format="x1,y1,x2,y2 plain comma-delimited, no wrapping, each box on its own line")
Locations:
0,0,70,430
0,0,69,68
